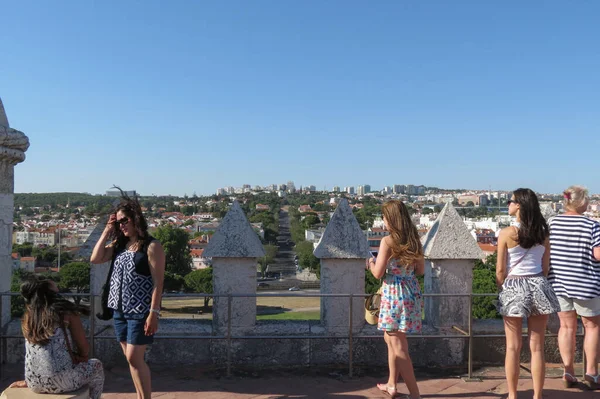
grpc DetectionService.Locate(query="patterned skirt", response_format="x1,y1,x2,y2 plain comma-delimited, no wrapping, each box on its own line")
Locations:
377,274,423,333
497,274,561,318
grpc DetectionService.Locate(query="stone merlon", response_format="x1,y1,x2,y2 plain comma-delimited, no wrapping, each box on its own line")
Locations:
314,198,368,259
204,201,265,258
0,98,30,165
421,202,484,259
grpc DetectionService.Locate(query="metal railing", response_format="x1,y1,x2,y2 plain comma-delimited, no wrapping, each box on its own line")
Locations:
0,291,586,380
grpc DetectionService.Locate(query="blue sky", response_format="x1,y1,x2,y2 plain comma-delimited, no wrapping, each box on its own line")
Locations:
2,1,599,196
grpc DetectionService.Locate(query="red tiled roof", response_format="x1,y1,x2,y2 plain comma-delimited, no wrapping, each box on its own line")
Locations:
190,249,204,258
478,243,497,253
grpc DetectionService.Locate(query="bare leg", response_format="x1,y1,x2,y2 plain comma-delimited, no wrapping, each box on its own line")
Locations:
388,331,420,399
384,332,398,389
124,344,151,399
503,317,523,399
581,315,600,376
528,315,548,399
557,311,578,380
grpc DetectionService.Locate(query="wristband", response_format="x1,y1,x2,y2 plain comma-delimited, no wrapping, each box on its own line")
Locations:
150,308,161,316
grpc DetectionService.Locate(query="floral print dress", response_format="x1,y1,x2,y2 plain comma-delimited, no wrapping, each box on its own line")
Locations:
24,326,104,399
377,258,423,333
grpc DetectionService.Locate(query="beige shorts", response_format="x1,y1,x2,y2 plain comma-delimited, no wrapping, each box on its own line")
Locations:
557,296,600,317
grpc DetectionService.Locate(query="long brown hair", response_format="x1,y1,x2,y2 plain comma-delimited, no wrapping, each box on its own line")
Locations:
21,277,89,345
381,200,423,265
513,188,548,249
108,186,149,252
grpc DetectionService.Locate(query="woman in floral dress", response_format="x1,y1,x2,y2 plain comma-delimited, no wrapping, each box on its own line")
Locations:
367,200,424,399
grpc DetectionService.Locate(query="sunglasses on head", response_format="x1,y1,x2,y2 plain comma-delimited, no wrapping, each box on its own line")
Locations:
115,217,130,226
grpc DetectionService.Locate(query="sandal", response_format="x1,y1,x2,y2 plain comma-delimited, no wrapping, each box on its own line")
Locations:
584,374,599,390
563,372,578,388
377,383,398,398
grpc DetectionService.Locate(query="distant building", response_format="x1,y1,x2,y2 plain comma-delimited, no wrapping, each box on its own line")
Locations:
106,190,136,197
20,256,36,272
393,185,406,194
332,186,340,193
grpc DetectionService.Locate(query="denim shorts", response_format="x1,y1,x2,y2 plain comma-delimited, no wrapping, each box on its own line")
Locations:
113,310,154,345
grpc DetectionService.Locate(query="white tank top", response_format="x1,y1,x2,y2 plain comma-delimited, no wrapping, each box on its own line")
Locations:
507,244,545,276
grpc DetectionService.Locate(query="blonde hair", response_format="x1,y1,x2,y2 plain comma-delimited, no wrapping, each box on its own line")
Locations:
563,185,589,213
381,200,423,266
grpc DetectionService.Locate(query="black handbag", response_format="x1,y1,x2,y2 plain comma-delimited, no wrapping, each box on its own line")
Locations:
96,256,115,321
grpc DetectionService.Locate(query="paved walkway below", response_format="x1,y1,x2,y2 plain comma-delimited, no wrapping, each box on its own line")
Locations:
1,365,597,398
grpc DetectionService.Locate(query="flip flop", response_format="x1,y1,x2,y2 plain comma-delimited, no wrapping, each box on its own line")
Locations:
376,383,398,398
563,372,578,388
584,374,599,390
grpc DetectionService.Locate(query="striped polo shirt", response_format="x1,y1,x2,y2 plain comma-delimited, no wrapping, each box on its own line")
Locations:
548,215,600,300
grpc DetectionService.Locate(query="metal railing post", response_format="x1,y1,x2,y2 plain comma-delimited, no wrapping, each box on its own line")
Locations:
227,294,232,377
89,294,95,358
348,294,353,378
0,294,4,369
468,293,473,380
582,335,586,380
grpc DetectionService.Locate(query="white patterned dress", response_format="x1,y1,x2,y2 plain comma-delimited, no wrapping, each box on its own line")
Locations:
24,326,104,399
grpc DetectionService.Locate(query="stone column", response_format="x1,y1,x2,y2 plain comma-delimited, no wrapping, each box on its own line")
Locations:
421,203,483,363
77,215,113,325
314,199,367,334
204,201,265,334
0,98,29,328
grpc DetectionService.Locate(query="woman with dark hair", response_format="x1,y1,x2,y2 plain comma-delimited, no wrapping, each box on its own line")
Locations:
366,200,424,399
496,188,560,399
9,277,104,398
548,185,600,389
91,191,165,399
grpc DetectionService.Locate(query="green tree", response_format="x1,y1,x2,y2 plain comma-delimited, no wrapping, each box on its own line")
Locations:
59,262,90,305
154,224,193,275
295,241,320,277
302,214,320,229
472,253,500,319
258,244,278,278
11,269,33,317
466,201,475,207
163,272,185,292
13,242,33,257
184,268,213,308
422,208,433,215
365,270,382,294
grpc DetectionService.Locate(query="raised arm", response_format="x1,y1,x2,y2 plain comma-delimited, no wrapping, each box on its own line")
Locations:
90,214,116,264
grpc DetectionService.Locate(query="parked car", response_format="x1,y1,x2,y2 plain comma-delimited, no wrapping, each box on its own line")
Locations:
288,286,300,291
257,282,270,288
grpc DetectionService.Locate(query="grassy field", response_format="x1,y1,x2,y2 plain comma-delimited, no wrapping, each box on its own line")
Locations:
257,311,320,320
161,293,320,320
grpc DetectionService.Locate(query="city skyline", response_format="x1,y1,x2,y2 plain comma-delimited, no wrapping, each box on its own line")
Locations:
3,1,600,195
